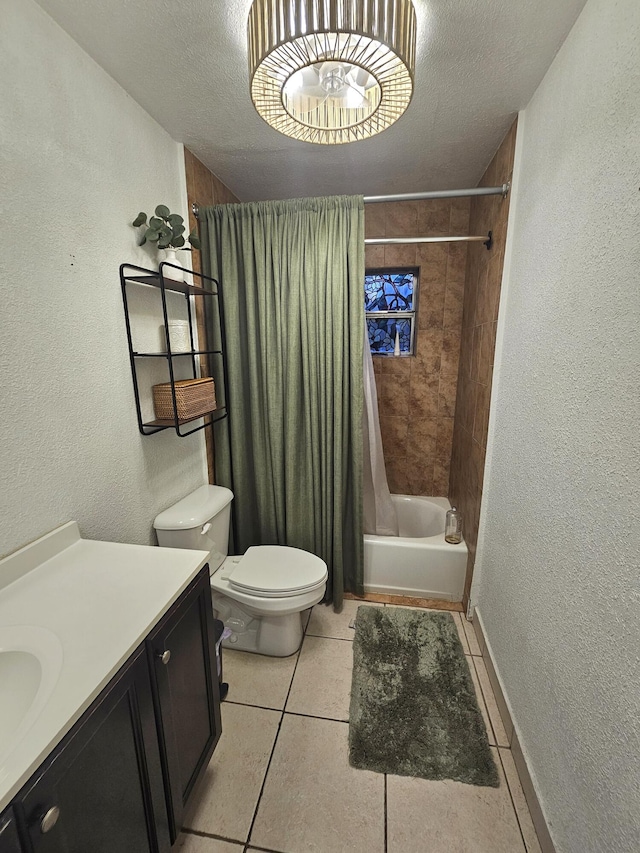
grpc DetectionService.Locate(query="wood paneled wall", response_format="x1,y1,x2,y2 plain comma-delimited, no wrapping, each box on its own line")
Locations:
184,148,239,483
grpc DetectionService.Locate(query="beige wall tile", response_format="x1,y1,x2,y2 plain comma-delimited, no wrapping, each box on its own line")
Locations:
365,244,385,267
386,459,410,494
478,321,496,386
413,328,443,372
365,196,469,506
409,372,439,418
432,459,450,496
364,203,386,238
378,373,410,418
438,374,458,416
441,328,462,375
416,199,451,235
436,418,455,461
450,199,471,233
417,242,449,280
473,381,492,448
384,243,417,266
379,415,408,458
386,200,419,236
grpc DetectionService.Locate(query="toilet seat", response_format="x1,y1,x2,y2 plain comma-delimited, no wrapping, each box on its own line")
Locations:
227,545,328,598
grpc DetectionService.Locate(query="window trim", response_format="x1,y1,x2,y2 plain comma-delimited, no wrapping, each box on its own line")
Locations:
364,267,419,356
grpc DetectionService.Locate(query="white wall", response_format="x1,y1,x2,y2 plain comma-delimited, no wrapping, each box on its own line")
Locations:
472,0,640,850
0,0,207,559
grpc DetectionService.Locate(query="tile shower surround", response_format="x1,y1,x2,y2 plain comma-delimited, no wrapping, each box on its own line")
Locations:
366,197,470,497
448,118,518,602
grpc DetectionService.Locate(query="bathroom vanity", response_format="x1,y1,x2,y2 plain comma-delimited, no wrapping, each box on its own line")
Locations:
0,523,221,852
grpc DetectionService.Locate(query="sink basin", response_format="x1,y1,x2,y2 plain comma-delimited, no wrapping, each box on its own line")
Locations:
0,626,64,764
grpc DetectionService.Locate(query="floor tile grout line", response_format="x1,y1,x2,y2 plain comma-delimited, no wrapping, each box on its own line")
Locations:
305,632,355,642
182,826,246,845
470,655,499,746
464,653,497,746
225,698,290,714
283,709,349,724
243,623,307,849
472,655,510,746
496,747,530,853
384,773,388,853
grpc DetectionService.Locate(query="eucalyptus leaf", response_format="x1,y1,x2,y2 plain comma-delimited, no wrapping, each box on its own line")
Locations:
171,235,186,248
168,213,184,227
139,235,147,246
132,212,147,227
155,204,170,219
148,217,163,231
158,238,171,249
189,231,201,250
171,223,185,237
146,229,160,242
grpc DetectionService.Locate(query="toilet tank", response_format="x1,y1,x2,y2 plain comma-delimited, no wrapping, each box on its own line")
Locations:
153,485,234,572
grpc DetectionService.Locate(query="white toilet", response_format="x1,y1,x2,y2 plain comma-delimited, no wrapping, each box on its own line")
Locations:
153,485,328,656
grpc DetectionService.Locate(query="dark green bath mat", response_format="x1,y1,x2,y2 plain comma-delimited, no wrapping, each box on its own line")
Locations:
349,606,499,786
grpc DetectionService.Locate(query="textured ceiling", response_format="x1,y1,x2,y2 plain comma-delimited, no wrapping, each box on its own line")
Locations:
35,0,586,201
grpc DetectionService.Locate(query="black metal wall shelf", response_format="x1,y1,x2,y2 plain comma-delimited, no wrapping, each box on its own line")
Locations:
120,261,229,437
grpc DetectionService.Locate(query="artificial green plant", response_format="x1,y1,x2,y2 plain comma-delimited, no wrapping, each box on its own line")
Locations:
132,205,201,250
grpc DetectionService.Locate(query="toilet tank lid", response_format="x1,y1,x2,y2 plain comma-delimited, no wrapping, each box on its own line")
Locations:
153,485,233,530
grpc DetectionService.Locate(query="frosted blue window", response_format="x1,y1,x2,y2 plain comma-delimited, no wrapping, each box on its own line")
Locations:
365,269,418,355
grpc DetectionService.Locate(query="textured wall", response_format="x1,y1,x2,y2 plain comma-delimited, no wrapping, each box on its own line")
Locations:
0,0,207,559
365,199,470,497
449,120,517,603
473,0,640,849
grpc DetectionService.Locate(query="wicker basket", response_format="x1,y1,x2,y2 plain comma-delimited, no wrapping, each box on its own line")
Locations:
152,378,216,421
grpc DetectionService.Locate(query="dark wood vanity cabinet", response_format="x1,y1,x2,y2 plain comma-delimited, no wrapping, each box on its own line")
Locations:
147,567,221,842
17,650,170,853
7,565,219,853
0,809,22,853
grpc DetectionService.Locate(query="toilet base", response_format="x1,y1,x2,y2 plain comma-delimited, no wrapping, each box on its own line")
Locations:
212,592,303,657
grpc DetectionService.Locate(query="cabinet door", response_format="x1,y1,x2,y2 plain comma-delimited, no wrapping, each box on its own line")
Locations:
16,649,170,853
0,809,22,853
147,566,221,840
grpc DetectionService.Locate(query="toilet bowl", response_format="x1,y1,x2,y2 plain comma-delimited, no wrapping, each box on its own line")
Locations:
153,486,328,657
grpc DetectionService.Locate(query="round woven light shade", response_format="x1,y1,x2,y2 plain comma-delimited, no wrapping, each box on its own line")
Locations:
247,0,416,145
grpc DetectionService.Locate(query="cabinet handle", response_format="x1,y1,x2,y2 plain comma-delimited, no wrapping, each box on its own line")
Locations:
40,806,60,834
158,649,171,665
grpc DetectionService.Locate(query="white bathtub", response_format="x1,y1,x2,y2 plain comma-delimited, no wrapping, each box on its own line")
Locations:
363,495,467,601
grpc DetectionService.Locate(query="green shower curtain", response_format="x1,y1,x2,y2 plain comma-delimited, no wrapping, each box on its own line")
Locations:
200,195,364,608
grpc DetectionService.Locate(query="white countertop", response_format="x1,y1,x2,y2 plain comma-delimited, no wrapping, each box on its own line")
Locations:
0,522,209,811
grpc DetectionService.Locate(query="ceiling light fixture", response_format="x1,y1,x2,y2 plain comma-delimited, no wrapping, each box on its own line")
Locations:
247,0,417,145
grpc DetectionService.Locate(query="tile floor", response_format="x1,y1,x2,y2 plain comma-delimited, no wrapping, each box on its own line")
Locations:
179,601,541,853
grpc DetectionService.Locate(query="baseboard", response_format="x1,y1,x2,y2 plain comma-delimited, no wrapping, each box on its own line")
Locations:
344,591,464,612
472,608,557,853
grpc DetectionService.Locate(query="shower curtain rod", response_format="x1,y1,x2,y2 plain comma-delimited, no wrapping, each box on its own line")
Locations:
363,184,510,203
190,183,509,220
367,233,494,250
